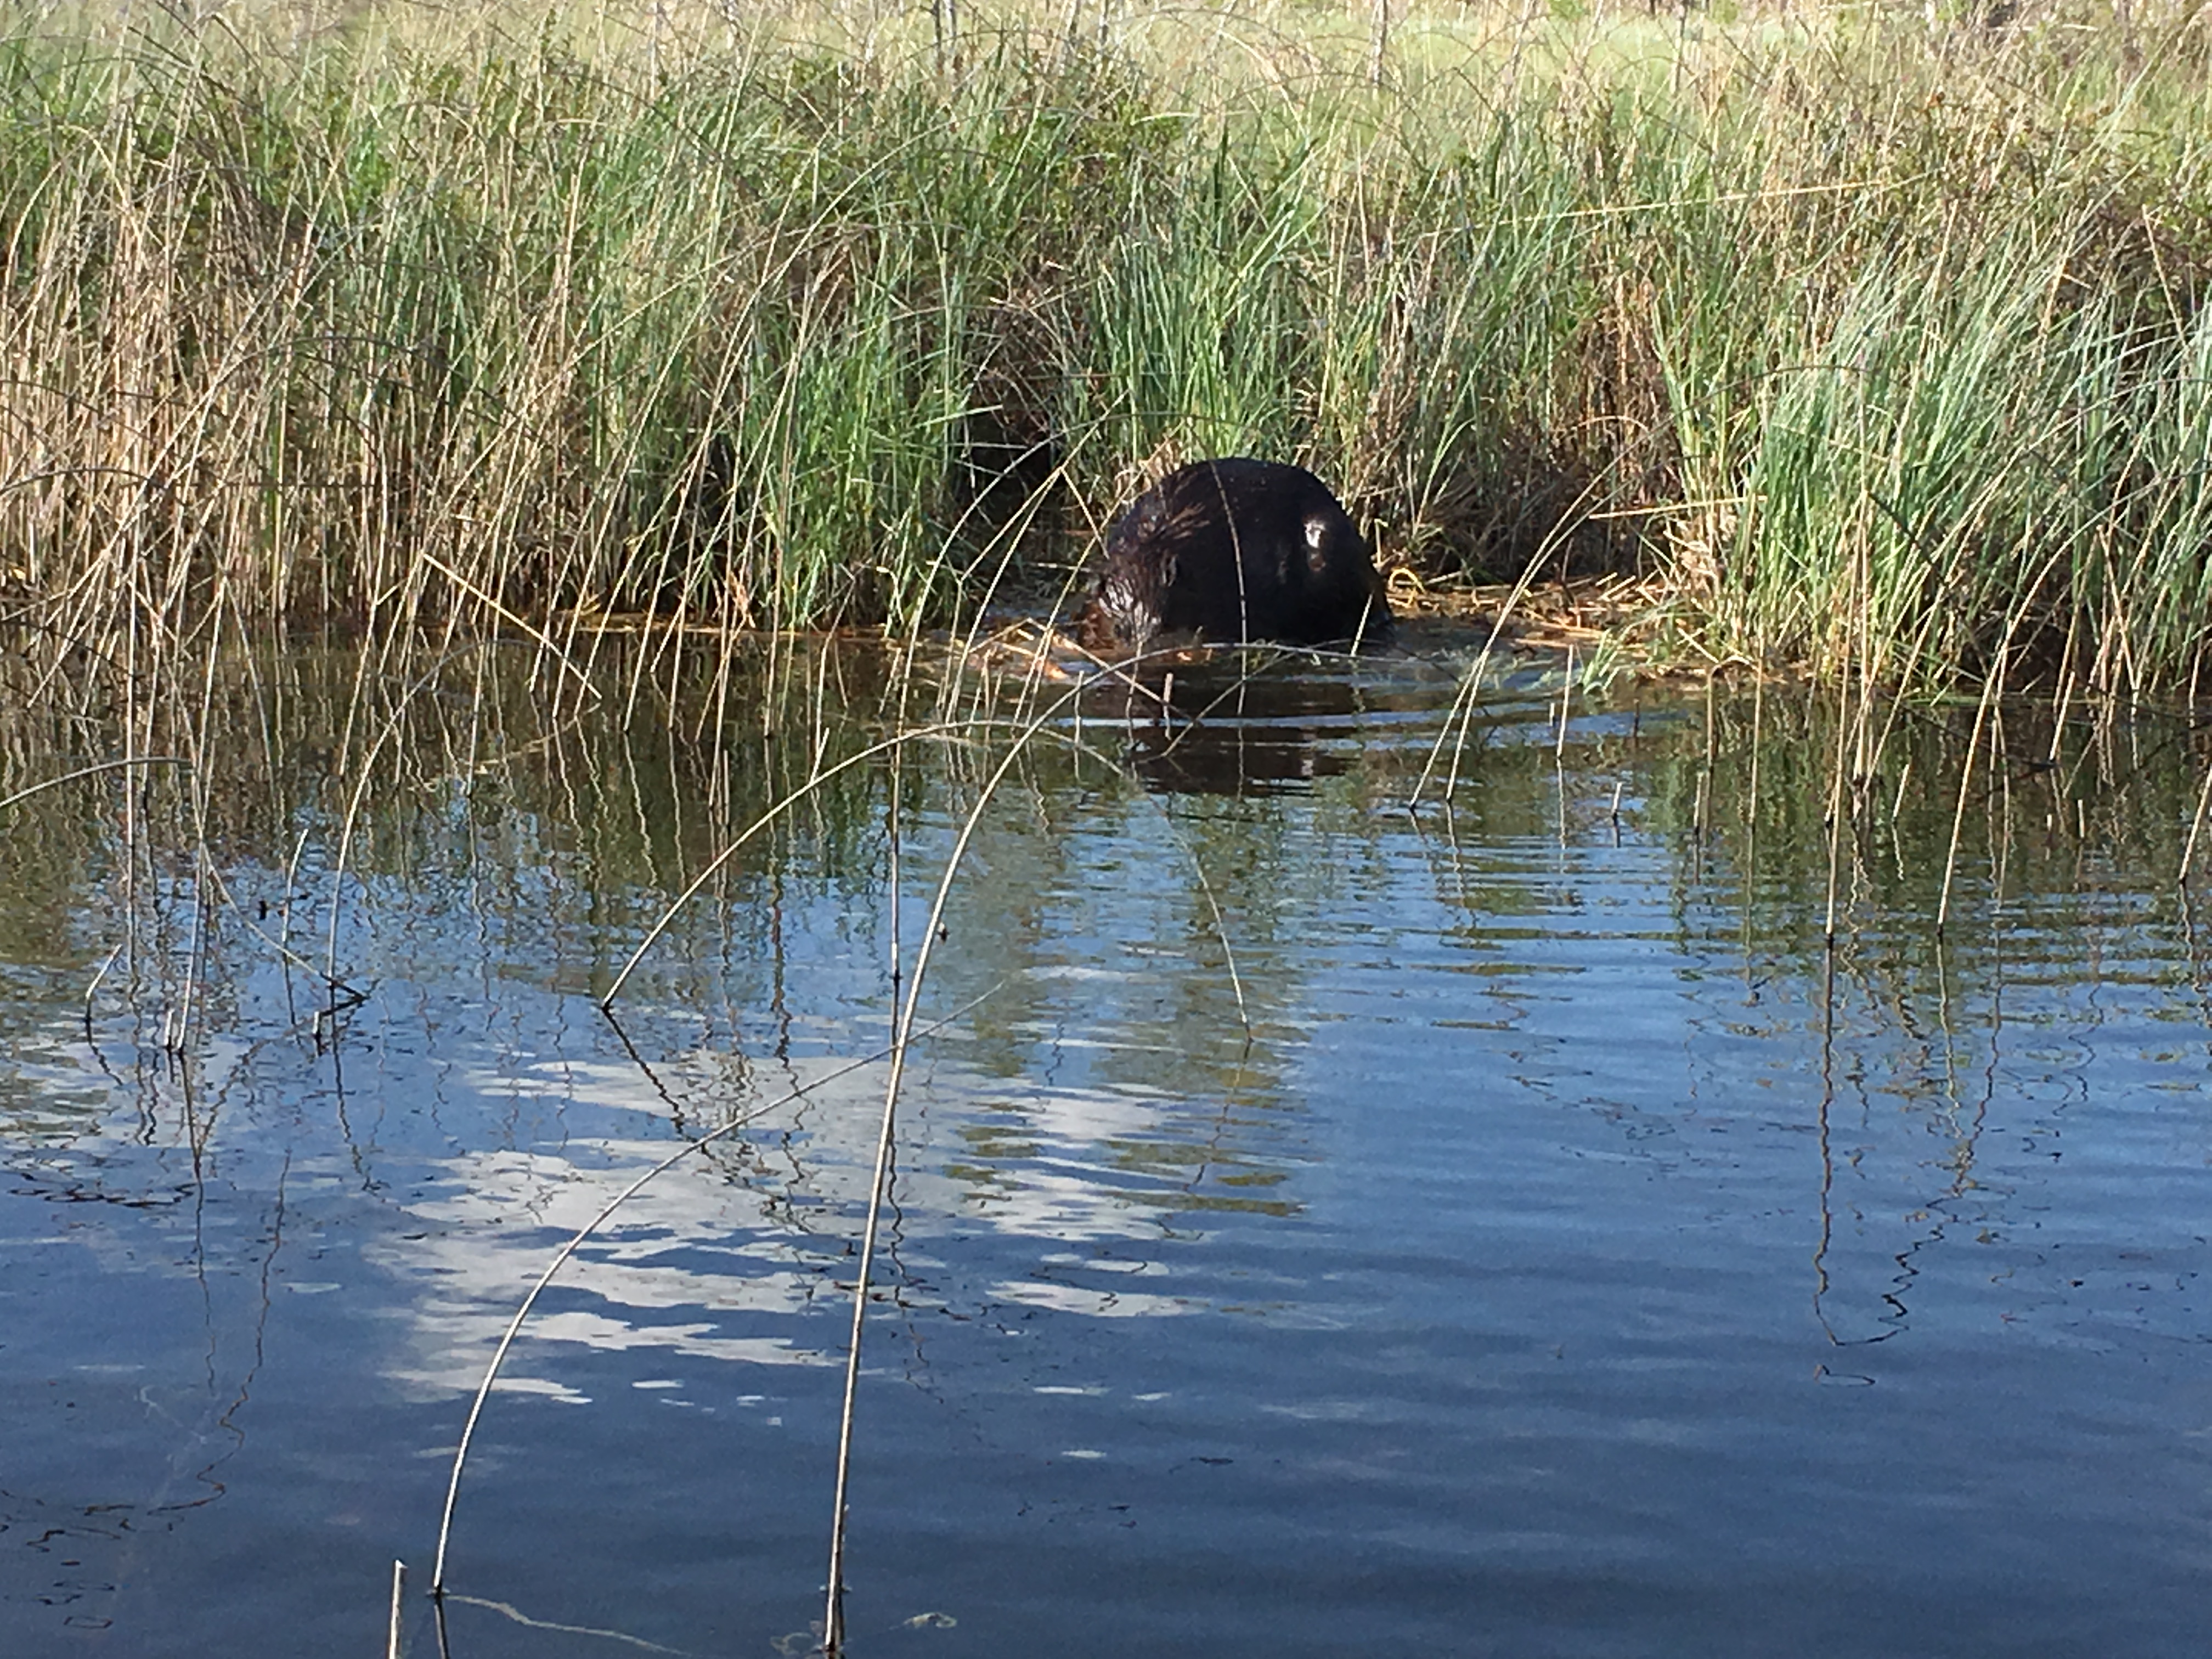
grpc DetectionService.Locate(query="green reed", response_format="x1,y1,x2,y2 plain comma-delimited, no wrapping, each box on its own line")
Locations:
3,2,2211,697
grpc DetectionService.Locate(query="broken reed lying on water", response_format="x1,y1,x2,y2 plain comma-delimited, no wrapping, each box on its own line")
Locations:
4,0,2212,694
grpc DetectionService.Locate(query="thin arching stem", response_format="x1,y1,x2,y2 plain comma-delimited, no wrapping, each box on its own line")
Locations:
821,669,1143,1654
427,1026,974,1596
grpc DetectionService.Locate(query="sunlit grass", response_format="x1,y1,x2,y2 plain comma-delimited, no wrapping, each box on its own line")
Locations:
3,0,2211,697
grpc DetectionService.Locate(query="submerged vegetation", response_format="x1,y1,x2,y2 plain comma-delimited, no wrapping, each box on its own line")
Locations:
2,0,2212,694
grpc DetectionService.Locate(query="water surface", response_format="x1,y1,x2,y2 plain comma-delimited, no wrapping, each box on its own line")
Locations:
2,633,2207,1656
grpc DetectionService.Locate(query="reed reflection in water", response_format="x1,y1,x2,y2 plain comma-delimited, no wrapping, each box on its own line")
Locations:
0,635,2207,1657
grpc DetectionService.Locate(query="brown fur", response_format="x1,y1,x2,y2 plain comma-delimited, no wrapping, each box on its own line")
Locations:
1083,458,1389,650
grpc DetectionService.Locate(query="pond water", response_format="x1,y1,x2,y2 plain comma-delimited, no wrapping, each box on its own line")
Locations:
1,629,2208,1657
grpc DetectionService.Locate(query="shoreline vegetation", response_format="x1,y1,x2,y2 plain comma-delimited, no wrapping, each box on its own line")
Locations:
9,19,2212,1634
3,0,2211,698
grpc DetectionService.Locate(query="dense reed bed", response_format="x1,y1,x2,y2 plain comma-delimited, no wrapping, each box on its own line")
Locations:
3,0,2211,696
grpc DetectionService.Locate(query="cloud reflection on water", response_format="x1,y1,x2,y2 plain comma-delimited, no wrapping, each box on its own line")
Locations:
368,1042,1290,1401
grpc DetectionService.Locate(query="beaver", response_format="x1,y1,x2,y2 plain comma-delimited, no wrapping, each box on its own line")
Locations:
1084,458,1389,651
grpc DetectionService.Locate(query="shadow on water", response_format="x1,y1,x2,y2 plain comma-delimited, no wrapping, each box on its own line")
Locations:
2,631,2210,1657
1100,653,1378,797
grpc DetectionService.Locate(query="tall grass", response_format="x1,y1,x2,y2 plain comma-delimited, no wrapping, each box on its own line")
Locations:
4,1,2212,695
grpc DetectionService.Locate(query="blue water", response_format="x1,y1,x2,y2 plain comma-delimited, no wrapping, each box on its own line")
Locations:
1,637,2207,1656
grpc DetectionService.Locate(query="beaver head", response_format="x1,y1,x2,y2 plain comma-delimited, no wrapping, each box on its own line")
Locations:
1084,458,1388,651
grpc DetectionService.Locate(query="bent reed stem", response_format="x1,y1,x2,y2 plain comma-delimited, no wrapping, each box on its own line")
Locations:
821,652,1169,1652
427,1002,1000,1598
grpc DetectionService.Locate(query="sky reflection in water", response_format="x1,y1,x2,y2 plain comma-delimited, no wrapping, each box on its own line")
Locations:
1,636,2208,1657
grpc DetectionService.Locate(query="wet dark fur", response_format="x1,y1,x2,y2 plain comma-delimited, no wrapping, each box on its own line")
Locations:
1084,459,1388,650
